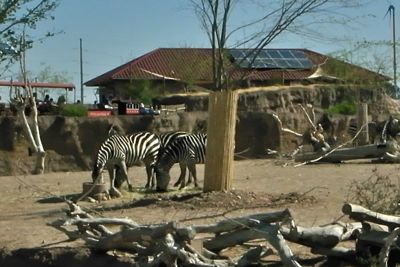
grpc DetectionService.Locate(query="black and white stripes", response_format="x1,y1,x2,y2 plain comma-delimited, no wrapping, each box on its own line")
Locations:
155,133,207,191
92,132,160,196
91,130,207,194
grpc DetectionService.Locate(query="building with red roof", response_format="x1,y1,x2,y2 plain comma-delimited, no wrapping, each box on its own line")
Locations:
85,48,390,100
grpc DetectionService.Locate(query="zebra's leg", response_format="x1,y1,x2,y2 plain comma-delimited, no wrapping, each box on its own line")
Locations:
108,166,122,198
174,162,187,187
145,164,155,189
187,166,193,185
120,161,133,191
186,162,198,189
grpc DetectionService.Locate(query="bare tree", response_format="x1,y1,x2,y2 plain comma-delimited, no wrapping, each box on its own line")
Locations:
10,28,46,174
0,1,59,174
0,0,59,76
191,0,365,191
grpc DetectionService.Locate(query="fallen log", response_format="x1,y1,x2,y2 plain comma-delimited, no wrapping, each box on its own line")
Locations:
262,224,302,267
235,245,273,267
192,209,291,234
203,224,268,252
295,143,392,163
362,222,389,233
310,246,356,260
281,222,362,248
65,200,113,236
342,203,400,230
203,223,302,267
356,229,400,248
94,222,179,250
63,217,140,229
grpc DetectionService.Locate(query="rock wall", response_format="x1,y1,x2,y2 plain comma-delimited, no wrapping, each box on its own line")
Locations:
0,111,285,175
162,85,386,114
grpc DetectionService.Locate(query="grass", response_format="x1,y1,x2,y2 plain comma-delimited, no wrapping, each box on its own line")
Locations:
326,100,357,115
59,104,88,117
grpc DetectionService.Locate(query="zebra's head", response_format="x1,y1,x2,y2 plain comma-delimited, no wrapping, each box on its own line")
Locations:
154,164,170,192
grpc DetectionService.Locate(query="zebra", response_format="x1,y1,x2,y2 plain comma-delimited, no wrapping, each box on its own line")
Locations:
158,131,195,187
92,132,161,197
155,133,207,191
113,130,191,189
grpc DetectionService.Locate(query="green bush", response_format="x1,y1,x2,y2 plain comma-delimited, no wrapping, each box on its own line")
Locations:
59,104,88,117
326,100,356,115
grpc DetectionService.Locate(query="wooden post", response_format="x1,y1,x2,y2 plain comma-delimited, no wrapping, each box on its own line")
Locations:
203,90,238,192
357,102,369,146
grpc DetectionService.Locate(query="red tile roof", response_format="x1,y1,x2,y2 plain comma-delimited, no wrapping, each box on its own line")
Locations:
85,48,214,86
84,48,388,87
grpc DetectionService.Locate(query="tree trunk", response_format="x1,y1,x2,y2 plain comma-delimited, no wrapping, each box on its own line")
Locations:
342,203,400,230
34,151,46,174
294,143,392,162
357,102,369,146
203,90,238,192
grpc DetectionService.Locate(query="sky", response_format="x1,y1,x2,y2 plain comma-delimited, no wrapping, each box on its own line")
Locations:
2,0,400,104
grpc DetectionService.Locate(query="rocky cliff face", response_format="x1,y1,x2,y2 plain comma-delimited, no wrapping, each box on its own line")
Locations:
164,84,388,114
0,111,281,175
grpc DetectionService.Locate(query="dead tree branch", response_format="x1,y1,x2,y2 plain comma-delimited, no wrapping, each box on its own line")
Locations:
342,203,400,230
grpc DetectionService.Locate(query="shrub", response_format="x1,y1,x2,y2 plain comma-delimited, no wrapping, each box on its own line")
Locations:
59,104,88,117
326,100,356,115
346,168,400,215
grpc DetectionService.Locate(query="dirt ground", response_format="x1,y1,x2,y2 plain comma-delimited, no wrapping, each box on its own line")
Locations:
1,158,399,266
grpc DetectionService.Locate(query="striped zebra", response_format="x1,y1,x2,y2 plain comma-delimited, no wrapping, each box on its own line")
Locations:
113,130,191,189
155,133,207,191
158,131,194,187
92,132,160,197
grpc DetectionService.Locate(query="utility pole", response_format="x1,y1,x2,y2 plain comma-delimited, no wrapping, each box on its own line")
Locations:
80,38,84,103
387,5,397,97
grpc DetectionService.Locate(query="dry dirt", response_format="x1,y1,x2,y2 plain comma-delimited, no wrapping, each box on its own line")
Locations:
1,158,400,266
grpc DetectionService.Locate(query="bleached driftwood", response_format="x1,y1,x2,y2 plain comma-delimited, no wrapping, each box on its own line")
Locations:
342,203,400,230
294,143,392,163
193,209,291,234
298,104,317,131
65,200,113,236
272,113,303,138
281,222,362,248
56,200,400,266
93,222,193,251
294,123,369,166
235,245,273,267
145,233,230,267
361,222,390,233
262,224,302,267
203,224,270,252
203,223,302,267
64,217,140,229
310,246,356,260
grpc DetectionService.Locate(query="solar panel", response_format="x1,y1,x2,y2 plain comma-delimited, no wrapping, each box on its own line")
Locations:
229,49,313,69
